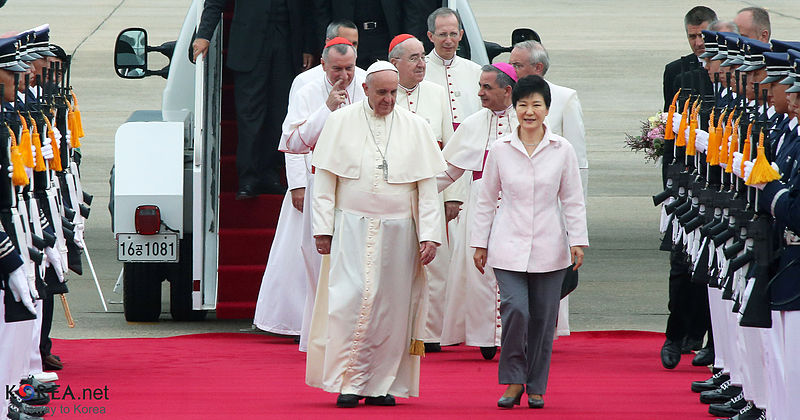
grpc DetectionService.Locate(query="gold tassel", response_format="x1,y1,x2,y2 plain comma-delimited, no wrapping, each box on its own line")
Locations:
664,92,679,141
705,109,715,163
708,112,724,165
71,91,85,139
67,105,81,148
675,98,690,147
409,339,426,357
44,116,62,171
719,111,734,165
7,124,29,186
746,131,781,185
725,115,741,174
741,122,753,175
687,101,699,156
17,112,34,168
32,122,46,172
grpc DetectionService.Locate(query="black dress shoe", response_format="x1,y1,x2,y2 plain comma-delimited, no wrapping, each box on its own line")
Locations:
709,392,747,417
692,370,730,393
6,403,43,420
722,401,766,420
21,375,59,394
480,346,497,360
424,342,441,353
681,336,703,354
9,392,48,417
660,339,681,369
43,354,62,371
693,346,715,366
700,380,742,404
336,394,362,408
364,395,395,406
527,395,545,409
235,184,257,200
497,387,524,409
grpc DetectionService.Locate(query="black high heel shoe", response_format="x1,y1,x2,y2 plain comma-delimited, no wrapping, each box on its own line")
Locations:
497,385,525,408
528,394,545,409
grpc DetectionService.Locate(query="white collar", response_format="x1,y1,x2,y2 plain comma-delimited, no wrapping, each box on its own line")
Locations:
431,49,454,66
492,104,513,116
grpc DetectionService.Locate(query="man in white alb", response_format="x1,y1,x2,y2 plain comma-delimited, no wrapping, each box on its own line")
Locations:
277,37,366,352
306,61,445,408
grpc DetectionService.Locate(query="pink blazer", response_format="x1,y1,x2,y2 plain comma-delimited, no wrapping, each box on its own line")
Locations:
470,126,589,273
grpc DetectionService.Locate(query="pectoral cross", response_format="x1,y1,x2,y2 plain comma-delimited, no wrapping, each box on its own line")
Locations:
378,159,388,181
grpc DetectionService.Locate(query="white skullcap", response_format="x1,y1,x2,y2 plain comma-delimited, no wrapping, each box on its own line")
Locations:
366,60,398,76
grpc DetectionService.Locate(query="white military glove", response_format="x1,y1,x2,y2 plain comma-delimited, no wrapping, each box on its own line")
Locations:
732,152,743,177
26,268,39,300
6,163,11,179
52,126,62,141
74,223,85,249
8,265,36,314
41,141,54,160
694,129,709,153
44,246,65,282
672,112,682,134
30,142,36,157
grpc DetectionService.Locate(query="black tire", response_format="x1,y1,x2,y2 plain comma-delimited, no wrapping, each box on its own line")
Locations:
123,262,164,322
168,235,207,321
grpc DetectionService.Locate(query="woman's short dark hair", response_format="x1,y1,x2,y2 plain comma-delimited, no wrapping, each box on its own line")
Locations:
512,75,551,109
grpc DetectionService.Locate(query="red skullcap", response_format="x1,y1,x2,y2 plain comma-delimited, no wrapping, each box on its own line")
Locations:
389,34,416,54
325,36,354,48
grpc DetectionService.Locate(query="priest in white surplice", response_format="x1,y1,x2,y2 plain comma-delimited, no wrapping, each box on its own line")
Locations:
389,34,463,351
306,62,446,408
278,37,366,352
423,7,483,128
437,64,519,359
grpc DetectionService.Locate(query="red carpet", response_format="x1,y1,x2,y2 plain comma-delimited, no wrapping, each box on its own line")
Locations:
47,331,712,419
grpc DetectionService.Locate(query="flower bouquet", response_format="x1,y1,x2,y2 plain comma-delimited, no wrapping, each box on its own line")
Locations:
625,112,667,163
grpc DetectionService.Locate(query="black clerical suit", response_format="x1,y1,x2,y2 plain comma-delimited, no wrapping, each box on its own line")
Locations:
318,0,405,69
197,0,314,193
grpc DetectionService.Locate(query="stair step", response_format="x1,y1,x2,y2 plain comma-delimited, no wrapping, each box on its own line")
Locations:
215,301,255,319
217,264,264,303
219,193,284,229
218,228,276,265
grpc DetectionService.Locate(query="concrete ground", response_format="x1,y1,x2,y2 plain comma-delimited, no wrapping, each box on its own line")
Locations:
1,1,798,339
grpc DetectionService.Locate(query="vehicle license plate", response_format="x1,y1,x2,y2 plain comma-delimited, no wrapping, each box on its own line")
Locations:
117,234,178,262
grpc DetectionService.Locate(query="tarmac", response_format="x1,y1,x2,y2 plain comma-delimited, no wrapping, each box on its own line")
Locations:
0,0,798,339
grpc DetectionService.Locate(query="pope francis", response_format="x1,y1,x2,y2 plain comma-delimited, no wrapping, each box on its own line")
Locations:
306,61,447,408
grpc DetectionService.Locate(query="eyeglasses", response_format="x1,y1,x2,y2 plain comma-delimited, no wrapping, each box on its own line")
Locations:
402,55,424,63
434,32,460,39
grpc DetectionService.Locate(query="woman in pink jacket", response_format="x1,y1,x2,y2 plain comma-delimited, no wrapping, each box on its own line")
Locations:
472,75,589,409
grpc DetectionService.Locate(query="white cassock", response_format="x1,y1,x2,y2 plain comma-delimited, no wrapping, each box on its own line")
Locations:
0,295,36,419
545,80,588,337
306,100,446,398
424,50,483,125
438,105,518,347
396,80,465,343
252,153,310,335
288,65,367,103
279,71,367,351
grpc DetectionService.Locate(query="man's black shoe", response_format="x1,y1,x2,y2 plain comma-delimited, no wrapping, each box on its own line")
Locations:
692,370,729,393
6,403,44,419
336,394,362,408
480,346,497,360
720,401,766,420
681,336,703,354
8,392,48,417
365,395,396,406
424,342,441,353
700,380,742,404
708,392,746,417
693,346,715,366
660,339,681,369
20,375,59,394
42,354,62,371
16,389,50,406
235,184,257,200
